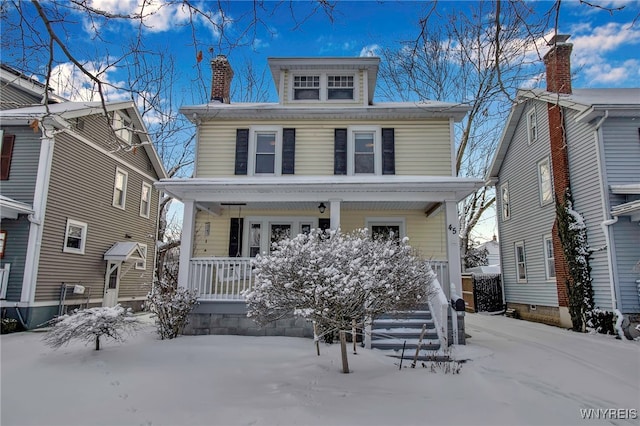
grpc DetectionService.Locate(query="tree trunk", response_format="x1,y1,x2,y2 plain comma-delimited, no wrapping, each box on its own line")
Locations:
339,330,350,374
95,335,100,351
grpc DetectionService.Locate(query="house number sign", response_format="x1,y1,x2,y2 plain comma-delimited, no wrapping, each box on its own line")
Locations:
448,224,457,234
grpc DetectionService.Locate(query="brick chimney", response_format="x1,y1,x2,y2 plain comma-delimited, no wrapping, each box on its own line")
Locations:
210,55,233,103
543,34,572,94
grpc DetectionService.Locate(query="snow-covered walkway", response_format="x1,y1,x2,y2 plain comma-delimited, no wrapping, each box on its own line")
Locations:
1,313,638,426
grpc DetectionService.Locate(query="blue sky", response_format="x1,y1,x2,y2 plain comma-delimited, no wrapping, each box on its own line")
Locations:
6,1,638,105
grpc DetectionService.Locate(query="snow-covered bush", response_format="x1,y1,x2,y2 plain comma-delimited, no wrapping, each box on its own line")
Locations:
246,228,436,335
145,280,199,339
43,305,139,351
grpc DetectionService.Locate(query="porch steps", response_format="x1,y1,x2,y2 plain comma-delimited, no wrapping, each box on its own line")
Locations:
370,307,441,356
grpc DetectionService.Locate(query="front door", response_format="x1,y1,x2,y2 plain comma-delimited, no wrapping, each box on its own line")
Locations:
103,262,120,307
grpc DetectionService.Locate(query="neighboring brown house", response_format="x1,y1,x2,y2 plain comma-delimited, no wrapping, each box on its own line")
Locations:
0,64,167,329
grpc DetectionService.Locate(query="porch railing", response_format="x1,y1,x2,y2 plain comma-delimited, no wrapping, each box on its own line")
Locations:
427,274,449,349
0,263,10,299
189,257,254,300
188,257,450,308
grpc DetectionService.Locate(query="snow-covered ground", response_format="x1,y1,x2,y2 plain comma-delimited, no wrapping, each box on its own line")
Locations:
1,313,638,426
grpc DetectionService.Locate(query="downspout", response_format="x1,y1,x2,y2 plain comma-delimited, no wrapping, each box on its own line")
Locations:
594,110,620,315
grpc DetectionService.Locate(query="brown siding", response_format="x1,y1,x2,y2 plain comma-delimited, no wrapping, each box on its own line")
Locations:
35,130,159,303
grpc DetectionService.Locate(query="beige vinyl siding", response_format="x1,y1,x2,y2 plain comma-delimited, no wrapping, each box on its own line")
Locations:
196,120,453,177
35,131,159,303
0,83,43,110
193,208,446,259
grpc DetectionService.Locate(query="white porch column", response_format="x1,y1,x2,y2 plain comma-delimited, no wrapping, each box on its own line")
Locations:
329,199,341,230
444,200,462,301
177,200,196,289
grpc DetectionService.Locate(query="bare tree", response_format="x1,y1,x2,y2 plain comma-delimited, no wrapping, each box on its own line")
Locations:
1,0,336,283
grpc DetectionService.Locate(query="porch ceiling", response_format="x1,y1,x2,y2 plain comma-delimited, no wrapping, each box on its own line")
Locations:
196,200,441,214
156,176,484,205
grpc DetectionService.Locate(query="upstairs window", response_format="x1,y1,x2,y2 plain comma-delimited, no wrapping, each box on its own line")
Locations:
63,219,88,254
255,132,277,174
140,182,152,218
527,108,538,145
113,168,128,209
538,157,553,206
327,75,354,100
293,76,320,100
111,111,132,144
500,182,510,221
354,131,375,174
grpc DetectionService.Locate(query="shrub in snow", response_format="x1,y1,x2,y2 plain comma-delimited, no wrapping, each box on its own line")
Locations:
556,190,595,332
43,305,139,351
245,228,437,371
145,280,199,339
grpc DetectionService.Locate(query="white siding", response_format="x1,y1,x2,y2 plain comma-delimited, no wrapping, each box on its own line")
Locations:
497,99,559,307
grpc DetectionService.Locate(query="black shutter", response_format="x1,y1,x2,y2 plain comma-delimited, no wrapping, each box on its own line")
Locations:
234,129,249,175
334,128,347,175
228,218,244,257
1,134,15,181
382,128,395,175
282,128,296,175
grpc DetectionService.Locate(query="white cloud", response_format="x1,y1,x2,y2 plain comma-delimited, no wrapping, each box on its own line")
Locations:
359,44,381,57
49,61,129,102
582,59,640,84
82,0,226,37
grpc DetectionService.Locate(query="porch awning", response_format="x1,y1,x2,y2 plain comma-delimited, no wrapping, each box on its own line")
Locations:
611,200,640,222
104,242,145,262
155,176,485,205
0,195,33,219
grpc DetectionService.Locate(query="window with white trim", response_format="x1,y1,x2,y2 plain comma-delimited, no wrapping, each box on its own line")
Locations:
290,72,357,102
293,75,320,100
543,235,556,280
366,218,406,242
248,127,282,176
135,243,147,270
349,127,381,175
500,182,510,221
113,168,128,209
538,157,553,206
527,108,537,145
244,217,317,256
515,241,527,283
327,75,354,100
140,182,152,218
111,111,132,144
63,219,88,254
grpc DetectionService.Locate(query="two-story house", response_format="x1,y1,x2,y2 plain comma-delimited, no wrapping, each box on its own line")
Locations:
156,56,483,346
0,64,167,329
487,36,640,336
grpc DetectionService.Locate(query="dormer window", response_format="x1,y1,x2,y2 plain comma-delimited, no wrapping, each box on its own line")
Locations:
327,75,354,100
290,72,357,102
293,76,320,100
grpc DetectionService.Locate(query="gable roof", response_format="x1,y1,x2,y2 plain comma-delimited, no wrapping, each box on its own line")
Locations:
486,88,640,183
103,241,146,262
0,101,167,179
0,64,67,104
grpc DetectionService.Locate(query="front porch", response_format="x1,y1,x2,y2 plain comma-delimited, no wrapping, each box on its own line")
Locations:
156,175,482,344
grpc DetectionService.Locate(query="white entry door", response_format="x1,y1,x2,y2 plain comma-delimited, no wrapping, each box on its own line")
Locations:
103,262,120,307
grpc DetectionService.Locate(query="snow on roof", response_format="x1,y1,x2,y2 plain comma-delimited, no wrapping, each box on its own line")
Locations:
103,241,145,262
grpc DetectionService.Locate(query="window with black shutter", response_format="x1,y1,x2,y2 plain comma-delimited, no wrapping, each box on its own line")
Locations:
334,129,347,175
1,134,15,180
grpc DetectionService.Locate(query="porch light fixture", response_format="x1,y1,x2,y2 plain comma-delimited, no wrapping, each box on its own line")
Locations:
318,203,326,214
